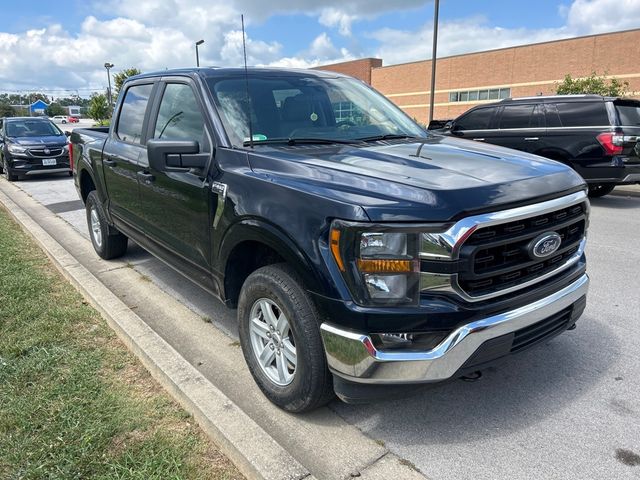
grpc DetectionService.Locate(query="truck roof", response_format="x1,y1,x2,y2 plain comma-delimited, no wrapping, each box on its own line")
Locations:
129,66,349,82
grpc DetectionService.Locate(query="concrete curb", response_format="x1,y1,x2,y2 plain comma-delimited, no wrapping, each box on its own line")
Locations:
0,185,312,480
610,187,640,198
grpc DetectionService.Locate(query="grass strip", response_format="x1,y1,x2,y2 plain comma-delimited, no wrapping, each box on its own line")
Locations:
0,206,243,480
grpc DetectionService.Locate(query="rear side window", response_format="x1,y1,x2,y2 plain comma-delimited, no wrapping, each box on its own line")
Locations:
615,102,640,126
456,107,495,130
117,84,153,144
499,104,541,129
552,102,609,127
154,83,206,144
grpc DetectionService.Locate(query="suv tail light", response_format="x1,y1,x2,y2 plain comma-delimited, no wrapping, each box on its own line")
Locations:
596,133,624,155
68,142,74,171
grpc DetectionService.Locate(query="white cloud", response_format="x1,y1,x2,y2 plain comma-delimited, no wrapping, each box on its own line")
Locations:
371,0,640,66
0,0,637,94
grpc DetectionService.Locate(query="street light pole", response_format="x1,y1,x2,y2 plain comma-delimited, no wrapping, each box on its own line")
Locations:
195,40,204,67
104,62,114,107
428,0,440,124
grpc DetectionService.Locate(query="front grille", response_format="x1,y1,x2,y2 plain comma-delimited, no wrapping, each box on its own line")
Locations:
511,305,573,352
457,201,587,298
29,147,64,157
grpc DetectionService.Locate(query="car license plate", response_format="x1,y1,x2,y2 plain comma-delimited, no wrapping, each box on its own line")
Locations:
42,159,57,166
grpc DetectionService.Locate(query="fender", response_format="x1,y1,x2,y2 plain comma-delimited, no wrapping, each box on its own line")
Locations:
217,217,329,299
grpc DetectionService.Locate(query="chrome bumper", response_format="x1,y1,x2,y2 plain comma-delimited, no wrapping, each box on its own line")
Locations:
621,173,640,183
320,274,589,384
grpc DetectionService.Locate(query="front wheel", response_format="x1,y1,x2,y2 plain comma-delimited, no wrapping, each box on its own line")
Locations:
588,183,616,198
2,158,17,182
238,264,334,412
86,191,128,259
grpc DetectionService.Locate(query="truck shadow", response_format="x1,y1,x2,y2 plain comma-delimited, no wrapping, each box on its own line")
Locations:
330,312,619,445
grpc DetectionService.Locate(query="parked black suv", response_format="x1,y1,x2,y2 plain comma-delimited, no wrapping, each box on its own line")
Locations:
0,117,71,181
433,95,640,197
71,68,589,412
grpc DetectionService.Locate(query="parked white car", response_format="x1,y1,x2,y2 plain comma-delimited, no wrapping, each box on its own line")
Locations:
51,115,68,124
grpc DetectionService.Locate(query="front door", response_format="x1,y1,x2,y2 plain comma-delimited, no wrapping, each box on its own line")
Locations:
136,79,216,289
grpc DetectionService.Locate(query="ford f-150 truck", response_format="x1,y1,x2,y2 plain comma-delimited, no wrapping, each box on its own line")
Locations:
71,67,590,412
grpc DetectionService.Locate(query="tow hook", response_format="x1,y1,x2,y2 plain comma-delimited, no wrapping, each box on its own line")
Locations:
460,370,483,382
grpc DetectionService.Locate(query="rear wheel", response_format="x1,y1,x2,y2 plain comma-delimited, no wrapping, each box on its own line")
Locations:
86,191,128,259
588,183,616,198
238,264,334,412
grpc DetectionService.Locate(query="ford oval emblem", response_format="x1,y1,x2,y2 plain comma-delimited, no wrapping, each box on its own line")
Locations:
530,232,562,259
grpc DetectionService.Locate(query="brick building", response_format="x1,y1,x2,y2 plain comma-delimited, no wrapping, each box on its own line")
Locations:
316,29,640,123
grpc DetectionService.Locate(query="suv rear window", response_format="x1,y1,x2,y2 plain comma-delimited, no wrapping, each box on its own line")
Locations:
615,102,640,126
552,102,609,127
499,104,541,129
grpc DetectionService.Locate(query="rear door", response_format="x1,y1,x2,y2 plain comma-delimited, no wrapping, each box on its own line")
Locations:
136,78,216,288
103,82,155,228
542,101,610,178
490,103,545,153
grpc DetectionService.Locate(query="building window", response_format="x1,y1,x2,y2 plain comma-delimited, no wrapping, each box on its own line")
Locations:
449,87,510,103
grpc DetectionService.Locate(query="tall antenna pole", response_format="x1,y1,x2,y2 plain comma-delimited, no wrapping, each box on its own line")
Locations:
241,14,254,149
428,0,440,123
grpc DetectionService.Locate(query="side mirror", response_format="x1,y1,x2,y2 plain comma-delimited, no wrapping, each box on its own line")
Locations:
147,139,206,172
64,131,71,137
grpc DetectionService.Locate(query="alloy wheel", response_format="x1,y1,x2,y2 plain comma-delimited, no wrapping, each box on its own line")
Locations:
249,298,297,386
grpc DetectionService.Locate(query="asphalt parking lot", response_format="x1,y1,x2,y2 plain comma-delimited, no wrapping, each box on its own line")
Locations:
7,173,640,480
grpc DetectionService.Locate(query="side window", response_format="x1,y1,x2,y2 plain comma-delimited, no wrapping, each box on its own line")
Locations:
544,104,562,128
554,102,609,127
117,84,153,144
456,108,495,131
498,104,538,129
154,83,206,146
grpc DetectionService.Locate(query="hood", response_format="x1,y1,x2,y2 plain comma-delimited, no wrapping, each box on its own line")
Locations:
10,135,67,146
248,135,586,222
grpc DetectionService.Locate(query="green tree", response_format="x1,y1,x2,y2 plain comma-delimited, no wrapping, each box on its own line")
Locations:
0,103,17,117
113,67,142,99
87,93,109,125
555,72,629,96
45,103,67,117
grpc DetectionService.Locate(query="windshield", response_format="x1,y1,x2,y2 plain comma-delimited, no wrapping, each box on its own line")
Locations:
206,74,426,147
6,119,63,138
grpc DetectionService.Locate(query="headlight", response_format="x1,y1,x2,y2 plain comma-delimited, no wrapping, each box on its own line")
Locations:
330,220,454,306
7,144,27,154
63,144,69,153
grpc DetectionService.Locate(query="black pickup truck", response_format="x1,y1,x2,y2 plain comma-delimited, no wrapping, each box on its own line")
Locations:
71,67,590,412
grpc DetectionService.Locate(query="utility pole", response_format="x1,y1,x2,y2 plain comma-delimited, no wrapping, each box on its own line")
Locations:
104,62,114,107
428,0,440,124
195,39,205,67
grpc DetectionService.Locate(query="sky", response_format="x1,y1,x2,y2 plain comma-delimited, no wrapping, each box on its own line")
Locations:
0,0,639,97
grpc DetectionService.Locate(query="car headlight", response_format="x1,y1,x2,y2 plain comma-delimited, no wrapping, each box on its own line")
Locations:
63,144,69,153
7,144,27,155
329,220,455,306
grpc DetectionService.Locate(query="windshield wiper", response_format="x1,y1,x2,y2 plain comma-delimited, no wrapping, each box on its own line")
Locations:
357,134,423,142
243,137,360,147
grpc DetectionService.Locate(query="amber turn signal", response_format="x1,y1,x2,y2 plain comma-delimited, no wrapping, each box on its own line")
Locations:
330,229,346,271
357,258,412,273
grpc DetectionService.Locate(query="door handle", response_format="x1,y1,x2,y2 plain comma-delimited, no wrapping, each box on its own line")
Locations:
524,137,539,141
103,158,116,167
472,138,485,141
137,171,155,183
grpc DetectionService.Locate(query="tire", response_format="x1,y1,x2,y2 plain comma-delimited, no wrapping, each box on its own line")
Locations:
86,190,128,259
238,264,334,412
2,157,18,182
588,183,616,198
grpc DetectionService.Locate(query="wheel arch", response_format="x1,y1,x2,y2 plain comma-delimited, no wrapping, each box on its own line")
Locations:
219,219,325,308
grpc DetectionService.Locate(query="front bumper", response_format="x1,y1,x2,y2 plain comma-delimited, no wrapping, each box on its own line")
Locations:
321,273,589,384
